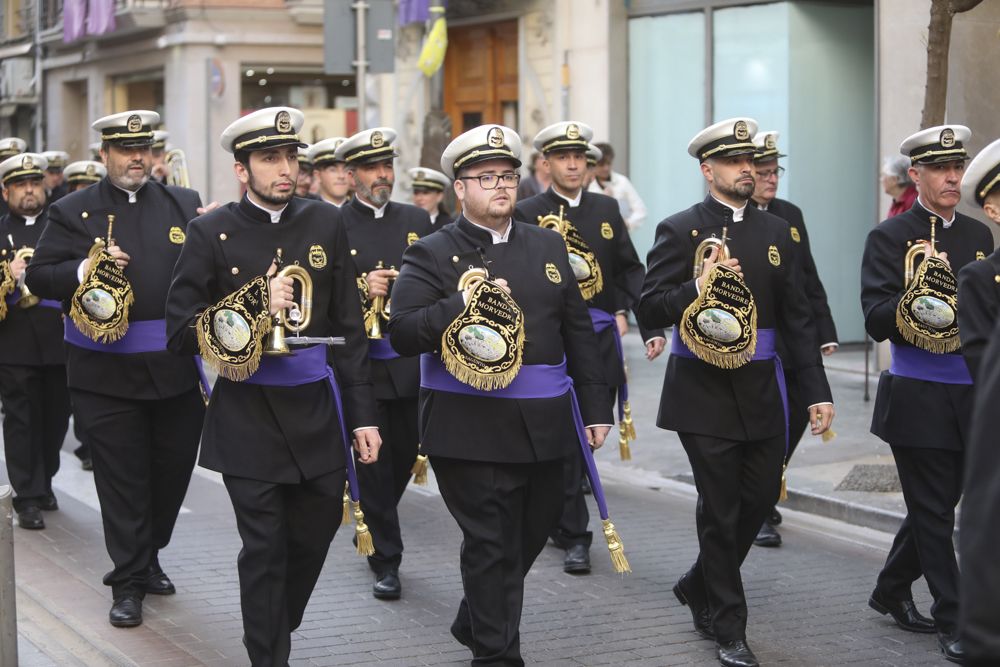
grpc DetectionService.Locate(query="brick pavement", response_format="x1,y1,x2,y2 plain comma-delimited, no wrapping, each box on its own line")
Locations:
9,460,950,666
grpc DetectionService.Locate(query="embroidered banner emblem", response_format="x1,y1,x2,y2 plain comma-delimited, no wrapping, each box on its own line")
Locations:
69,215,134,342
680,256,757,369
537,205,603,300
196,275,273,381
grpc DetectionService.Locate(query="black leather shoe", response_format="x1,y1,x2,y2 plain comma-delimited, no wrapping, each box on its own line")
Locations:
39,494,58,511
868,588,936,633
717,639,759,667
143,564,176,595
939,632,968,664
767,508,782,526
109,596,143,628
673,575,714,640
753,521,782,548
17,506,44,530
373,570,401,600
563,544,591,574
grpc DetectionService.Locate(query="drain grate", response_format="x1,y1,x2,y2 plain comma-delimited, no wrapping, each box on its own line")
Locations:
835,464,902,492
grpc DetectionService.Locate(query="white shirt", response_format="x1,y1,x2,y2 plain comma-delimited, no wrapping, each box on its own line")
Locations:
247,195,287,223
916,197,955,228
588,170,647,231
465,215,512,244
429,212,439,225
356,196,388,219
320,196,344,208
23,215,37,226
553,187,584,208
111,181,145,204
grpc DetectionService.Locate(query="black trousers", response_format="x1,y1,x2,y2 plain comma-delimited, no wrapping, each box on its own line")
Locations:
551,387,617,549
224,468,347,667
0,364,71,511
679,432,784,642
760,369,810,521
433,456,563,667
876,446,963,632
71,387,203,598
355,396,418,573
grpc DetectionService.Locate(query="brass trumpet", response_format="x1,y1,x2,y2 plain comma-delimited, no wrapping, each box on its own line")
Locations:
692,234,731,279
904,215,940,286
365,261,395,339
264,248,313,356
165,148,190,188
13,248,38,308
537,205,566,234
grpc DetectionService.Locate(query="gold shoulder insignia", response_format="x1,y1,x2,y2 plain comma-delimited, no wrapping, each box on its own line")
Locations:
309,244,327,269
601,221,614,240
169,226,186,244
790,227,801,243
976,250,986,261
768,245,781,267
407,232,419,246
545,262,562,284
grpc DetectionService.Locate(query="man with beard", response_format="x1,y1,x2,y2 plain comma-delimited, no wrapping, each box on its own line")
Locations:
408,167,452,225
333,127,433,600
0,153,72,530
0,138,28,217
166,106,381,667
639,118,834,667
861,125,992,664
748,131,839,548
388,124,611,665
41,151,70,202
516,120,664,575
25,110,211,628
309,137,351,207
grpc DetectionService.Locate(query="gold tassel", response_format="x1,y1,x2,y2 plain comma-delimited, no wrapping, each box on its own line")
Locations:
778,464,788,502
411,453,429,485
895,308,961,354
618,429,632,461
622,400,636,441
351,501,375,556
579,265,604,301
341,485,351,525
601,519,631,574
822,429,837,443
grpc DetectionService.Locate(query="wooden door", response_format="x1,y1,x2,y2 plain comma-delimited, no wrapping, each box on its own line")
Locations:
444,20,519,135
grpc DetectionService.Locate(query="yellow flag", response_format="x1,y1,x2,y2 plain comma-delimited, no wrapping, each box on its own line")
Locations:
418,17,448,77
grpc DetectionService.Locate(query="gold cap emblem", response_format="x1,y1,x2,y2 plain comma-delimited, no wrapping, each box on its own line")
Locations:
734,120,750,141
416,170,426,180
371,131,385,148
487,127,505,148
127,114,142,132
86,164,96,176
765,134,776,150
566,124,580,140
22,156,34,169
275,110,292,133
940,128,956,148
309,244,327,269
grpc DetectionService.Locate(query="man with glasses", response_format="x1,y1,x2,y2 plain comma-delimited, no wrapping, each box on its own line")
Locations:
334,128,433,600
388,123,611,665
749,131,838,548
517,120,663,575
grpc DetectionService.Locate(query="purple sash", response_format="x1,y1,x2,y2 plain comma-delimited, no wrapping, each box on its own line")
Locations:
419,353,616,522
890,343,972,385
5,294,61,310
243,345,364,504
670,327,790,454
368,336,401,361
64,318,213,398
589,308,628,422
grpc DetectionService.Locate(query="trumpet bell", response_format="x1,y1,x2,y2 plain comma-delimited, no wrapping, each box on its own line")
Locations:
263,321,291,356
13,248,38,308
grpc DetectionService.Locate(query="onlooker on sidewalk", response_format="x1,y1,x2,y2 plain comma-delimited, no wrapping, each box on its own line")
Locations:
882,154,918,219
589,141,647,232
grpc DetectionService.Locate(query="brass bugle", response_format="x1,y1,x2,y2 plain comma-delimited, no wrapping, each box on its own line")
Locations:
165,148,191,188
692,236,731,279
264,249,314,356
537,205,566,234
458,266,489,292
905,215,940,286
13,248,39,308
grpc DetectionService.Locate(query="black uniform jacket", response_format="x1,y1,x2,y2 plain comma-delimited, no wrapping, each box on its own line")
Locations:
0,209,65,366
340,196,434,400
958,248,1000,382
638,195,832,442
166,195,377,484
49,183,69,203
757,197,839,361
387,215,613,463
517,188,664,388
861,200,993,449
25,178,203,400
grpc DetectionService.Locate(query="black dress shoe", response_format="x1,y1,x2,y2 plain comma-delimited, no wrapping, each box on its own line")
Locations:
753,521,782,548
563,544,591,574
39,494,59,511
767,508,782,526
17,506,45,530
109,596,143,628
717,639,759,667
143,564,176,595
939,632,968,664
673,576,714,640
373,570,401,600
868,588,936,633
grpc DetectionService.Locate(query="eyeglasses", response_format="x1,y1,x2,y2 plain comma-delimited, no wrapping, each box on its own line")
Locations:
755,166,785,179
458,173,521,190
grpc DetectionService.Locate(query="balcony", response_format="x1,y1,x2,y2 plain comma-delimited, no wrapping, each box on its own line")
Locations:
38,0,174,47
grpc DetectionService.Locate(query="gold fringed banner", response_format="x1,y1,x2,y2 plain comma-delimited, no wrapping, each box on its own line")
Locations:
196,276,273,382
351,500,375,556
537,206,603,300
411,452,429,485
69,241,134,343
0,259,14,322
679,264,758,369
601,518,631,574
895,254,960,354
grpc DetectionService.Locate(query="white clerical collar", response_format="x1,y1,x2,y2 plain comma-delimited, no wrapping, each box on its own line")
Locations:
466,215,512,244
917,197,955,228
711,194,747,222
357,196,388,219
247,194,287,223
429,211,439,225
756,201,769,212
553,187,583,208
24,215,38,226
112,181,146,204
321,195,344,208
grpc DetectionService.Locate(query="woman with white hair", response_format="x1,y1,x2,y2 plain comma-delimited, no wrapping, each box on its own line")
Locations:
882,154,918,218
